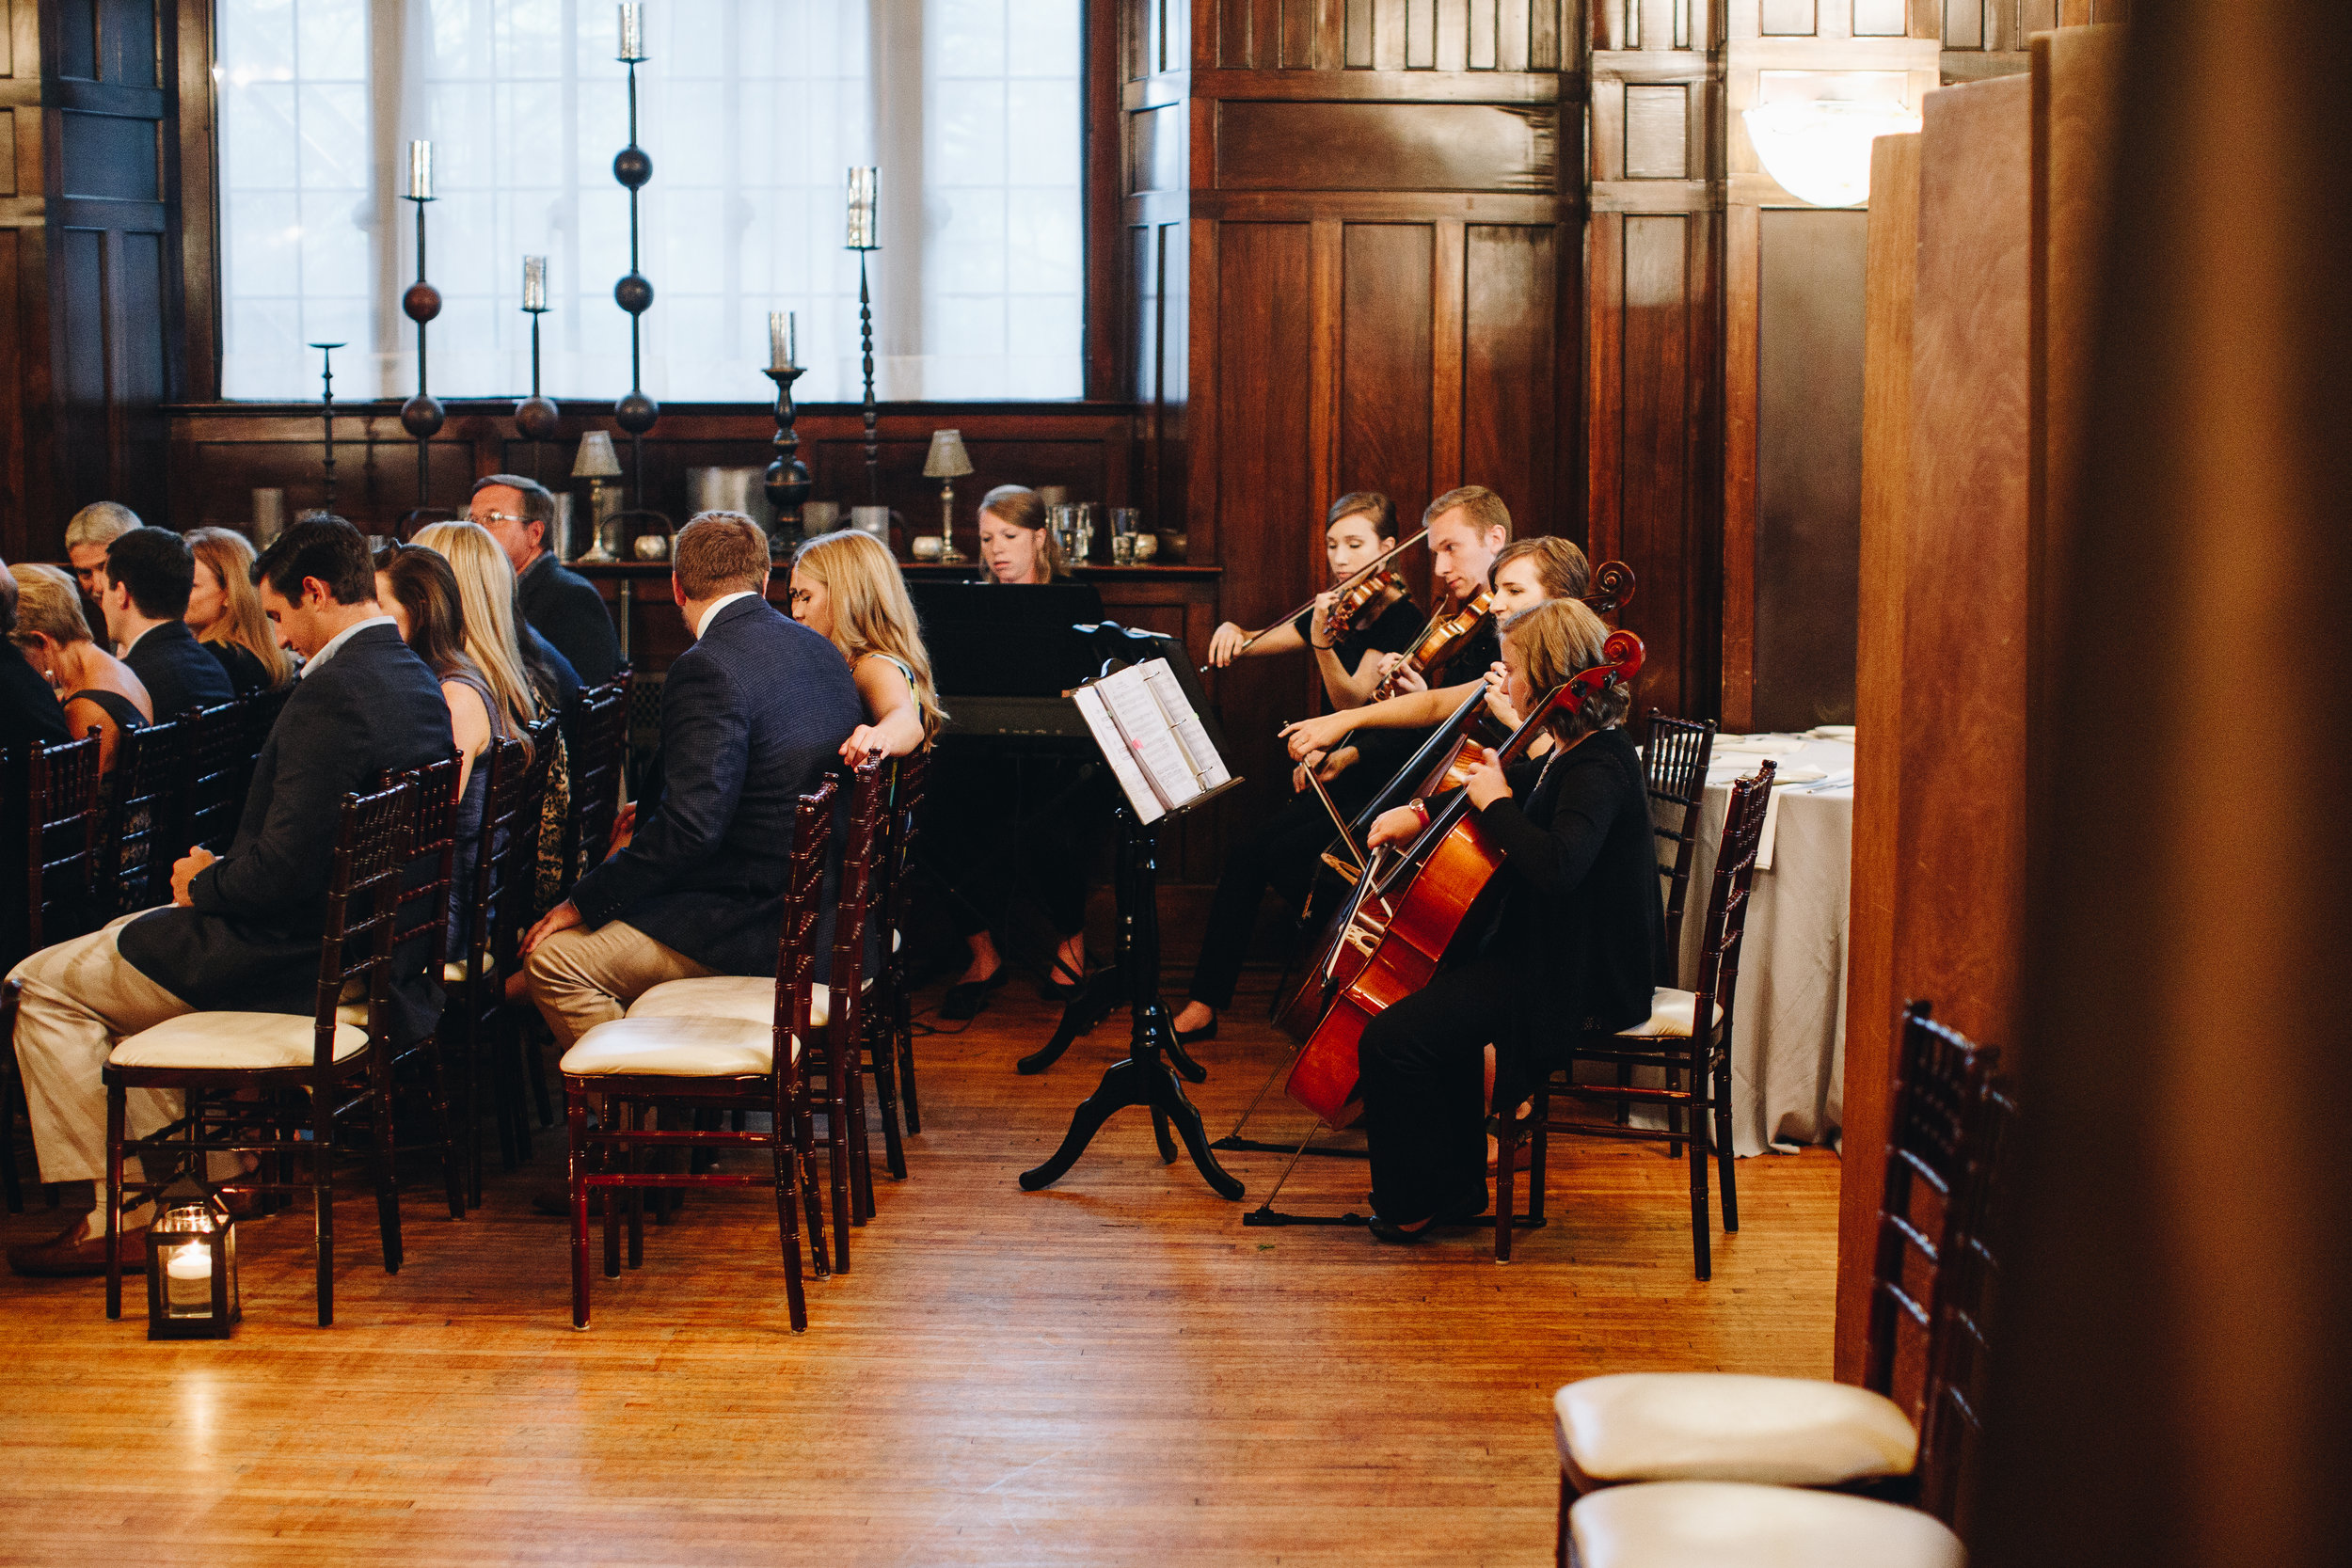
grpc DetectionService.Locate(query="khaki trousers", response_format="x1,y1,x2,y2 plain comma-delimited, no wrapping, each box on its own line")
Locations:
8,911,195,1187
526,920,715,1051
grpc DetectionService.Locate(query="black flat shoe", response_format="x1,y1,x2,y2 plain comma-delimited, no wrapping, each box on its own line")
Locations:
1367,1214,1433,1244
1174,1014,1217,1046
1042,957,1089,1000
941,966,1009,1021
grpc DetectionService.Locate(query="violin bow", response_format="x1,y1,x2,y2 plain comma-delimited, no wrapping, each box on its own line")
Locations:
1300,755,1366,873
1200,528,1431,672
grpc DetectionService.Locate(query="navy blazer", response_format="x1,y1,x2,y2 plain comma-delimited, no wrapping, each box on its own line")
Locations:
118,623,456,1043
519,554,620,687
568,594,861,976
125,619,235,719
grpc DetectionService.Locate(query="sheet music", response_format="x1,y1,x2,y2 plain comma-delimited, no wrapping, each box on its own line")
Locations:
1140,659,1232,790
1096,664,1203,810
1070,685,1166,824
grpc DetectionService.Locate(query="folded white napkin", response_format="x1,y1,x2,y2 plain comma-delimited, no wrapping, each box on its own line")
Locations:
1715,735,1799,754
1769,767,1827,785
1805,724,1856,741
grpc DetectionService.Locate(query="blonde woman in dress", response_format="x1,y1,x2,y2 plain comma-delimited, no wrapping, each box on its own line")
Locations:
787,529,945,760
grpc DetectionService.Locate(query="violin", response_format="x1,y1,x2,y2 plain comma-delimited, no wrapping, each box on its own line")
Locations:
1201,528,1428,671
1278,629,1646,1128
1371,591,1495,703
1323,566,1410,639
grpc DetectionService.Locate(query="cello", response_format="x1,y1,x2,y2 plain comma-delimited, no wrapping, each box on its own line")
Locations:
1279,629,1645,1128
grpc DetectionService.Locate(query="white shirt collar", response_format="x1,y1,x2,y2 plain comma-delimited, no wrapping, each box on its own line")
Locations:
693,591,761,640
301,614,399,677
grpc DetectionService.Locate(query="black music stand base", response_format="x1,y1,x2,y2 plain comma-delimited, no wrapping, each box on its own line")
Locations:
1019,805,1242,1200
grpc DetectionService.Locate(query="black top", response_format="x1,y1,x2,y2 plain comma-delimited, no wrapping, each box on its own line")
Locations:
522,620,586,756
204,639,277,697
117,624,457,1046
1463,726,1665,1106
124,620,235,719
519,553,621,686
1292,593,1423,677
62,688,147,735
0,652,72,963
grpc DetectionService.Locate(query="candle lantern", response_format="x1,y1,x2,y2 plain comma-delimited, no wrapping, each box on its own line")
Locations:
516,254,561,453
143,1192,239,1340
922,429,974,565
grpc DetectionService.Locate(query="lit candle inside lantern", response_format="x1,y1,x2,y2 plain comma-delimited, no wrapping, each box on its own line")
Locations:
406,139,433,201
770,311,798,371
522,255,548,312
847,166,879,249
164,1243,212,1311
617,2,644,61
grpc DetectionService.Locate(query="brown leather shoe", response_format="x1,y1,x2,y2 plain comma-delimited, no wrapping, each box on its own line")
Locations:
7,1218,148,1278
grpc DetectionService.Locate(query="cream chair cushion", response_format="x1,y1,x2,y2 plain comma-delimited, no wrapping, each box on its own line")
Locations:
628,974,856,1030
1617,987,1724,1040
1569,1481,1964,1568
111,1010,370,1070
559,1015,795,1078
1556,1374,1915,1486
443,958,476,986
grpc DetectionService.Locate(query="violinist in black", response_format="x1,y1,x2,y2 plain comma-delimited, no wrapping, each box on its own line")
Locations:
1171,494,1422,1044
1353,598,1663,1241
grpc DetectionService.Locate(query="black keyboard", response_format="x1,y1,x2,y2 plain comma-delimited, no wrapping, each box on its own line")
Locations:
937,694,1090,740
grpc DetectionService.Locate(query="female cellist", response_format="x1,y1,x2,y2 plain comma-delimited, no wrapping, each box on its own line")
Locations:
1168,494,1424,1044
1350,597,1663,1242
1204,493,1423,707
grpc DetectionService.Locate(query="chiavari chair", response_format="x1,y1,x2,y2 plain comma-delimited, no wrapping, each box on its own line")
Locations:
376,755,468,1224
558,772,851,1331
1606,712,1719,1129
558,672,633,896
177,700,251,861
95,717,186,917
618,756,888,1274
1494,762,1775,1276
1,734,105,1214
101,777,421,1328
862,748,928,1180
1550,1008,2011,1568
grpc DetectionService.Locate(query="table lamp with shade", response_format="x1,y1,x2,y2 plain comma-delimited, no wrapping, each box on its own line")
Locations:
922,429,974,564
573,432,625,562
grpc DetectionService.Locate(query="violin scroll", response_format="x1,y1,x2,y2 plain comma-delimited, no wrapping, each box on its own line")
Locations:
1600,627,1645,680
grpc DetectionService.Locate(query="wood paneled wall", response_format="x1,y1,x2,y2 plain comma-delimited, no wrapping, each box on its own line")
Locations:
0,0,188,561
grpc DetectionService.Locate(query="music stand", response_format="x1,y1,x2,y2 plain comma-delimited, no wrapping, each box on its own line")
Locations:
1018,626,1245,1201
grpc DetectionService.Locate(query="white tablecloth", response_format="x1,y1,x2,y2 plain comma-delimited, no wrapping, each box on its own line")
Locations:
1670,735,1855,1157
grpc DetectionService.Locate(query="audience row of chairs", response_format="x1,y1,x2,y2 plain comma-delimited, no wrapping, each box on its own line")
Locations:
1549,999,2013,1565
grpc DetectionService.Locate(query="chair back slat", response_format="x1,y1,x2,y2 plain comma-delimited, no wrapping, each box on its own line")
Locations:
458,735,532,974
878,750,928,986
773,776,841,1056
97,718,186,916
312,779,420,1067
827,757,889,1048
1915,1075,2015,1531
1687,760,1773,1026
1643,711,1717,981
180,700,252,857
386,755,464,983
561,672,633,890
25,735,105,952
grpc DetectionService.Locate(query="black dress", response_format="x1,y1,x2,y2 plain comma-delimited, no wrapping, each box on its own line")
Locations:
0,654,73,962
203,639,276,697
63,687,149,738
1356,726,1664,1225
1181,593,1424,1012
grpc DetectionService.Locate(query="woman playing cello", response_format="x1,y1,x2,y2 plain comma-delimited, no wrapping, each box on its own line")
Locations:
1351,598,1663,1243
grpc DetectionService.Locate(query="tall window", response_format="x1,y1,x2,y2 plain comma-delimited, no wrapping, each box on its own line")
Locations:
215,0,1085,404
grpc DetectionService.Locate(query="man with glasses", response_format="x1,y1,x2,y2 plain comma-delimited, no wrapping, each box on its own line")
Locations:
468,474,620,685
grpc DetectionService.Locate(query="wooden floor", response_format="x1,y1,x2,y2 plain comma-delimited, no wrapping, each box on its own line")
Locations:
0,974,1839,1566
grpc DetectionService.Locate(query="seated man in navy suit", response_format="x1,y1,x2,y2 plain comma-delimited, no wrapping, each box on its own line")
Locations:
102,527,235,718
6,517,453,1277
523,512,862,1047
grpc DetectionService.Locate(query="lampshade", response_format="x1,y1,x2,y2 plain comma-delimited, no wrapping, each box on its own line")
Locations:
572,430,623,479
1741,99,1921,208
923,429,975,480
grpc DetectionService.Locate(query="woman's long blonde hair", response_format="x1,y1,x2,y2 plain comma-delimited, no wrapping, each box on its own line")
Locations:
1504,598,1631,739
791,530,946,740
185,527,294,688
413,521,543,755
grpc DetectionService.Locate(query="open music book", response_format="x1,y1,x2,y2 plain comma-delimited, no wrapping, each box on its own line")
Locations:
1070,657,1234,824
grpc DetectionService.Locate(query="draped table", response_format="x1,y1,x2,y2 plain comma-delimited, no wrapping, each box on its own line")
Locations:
1667,731,1856,1157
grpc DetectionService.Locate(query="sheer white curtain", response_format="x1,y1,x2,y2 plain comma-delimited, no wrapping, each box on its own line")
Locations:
215,0,1083,404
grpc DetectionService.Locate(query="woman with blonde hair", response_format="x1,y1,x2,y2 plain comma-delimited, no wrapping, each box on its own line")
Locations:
788,529,945,759
6,563,151,773
976,485,1067,585
183,527,294,692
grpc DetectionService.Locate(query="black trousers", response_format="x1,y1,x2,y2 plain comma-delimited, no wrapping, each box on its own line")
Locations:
931,748,1094,942
1359,957,1519,1225
1185,764,1385,1010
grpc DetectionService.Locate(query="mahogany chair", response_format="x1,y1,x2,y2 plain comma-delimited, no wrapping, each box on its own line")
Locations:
177,700,252,860
0,735,106,1214
1495,762,1775,1277
375,755,468,1224
1549,1006,2011,1567
445,721,557,1207
619,756,889,1274
95,717,186,917
101,777,421,1327
558,773,850,1331
1641,711,1719,978
558,672,633,896
863,748,929,1179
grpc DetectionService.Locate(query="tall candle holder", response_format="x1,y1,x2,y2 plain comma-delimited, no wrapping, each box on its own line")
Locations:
398,139,443,514
308,341,346,512
763,309,809,552
847,166,882,504
516,254,559,480
611,4,660,516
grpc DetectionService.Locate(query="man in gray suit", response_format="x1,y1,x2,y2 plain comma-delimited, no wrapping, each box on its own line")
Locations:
6,517,453,1278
